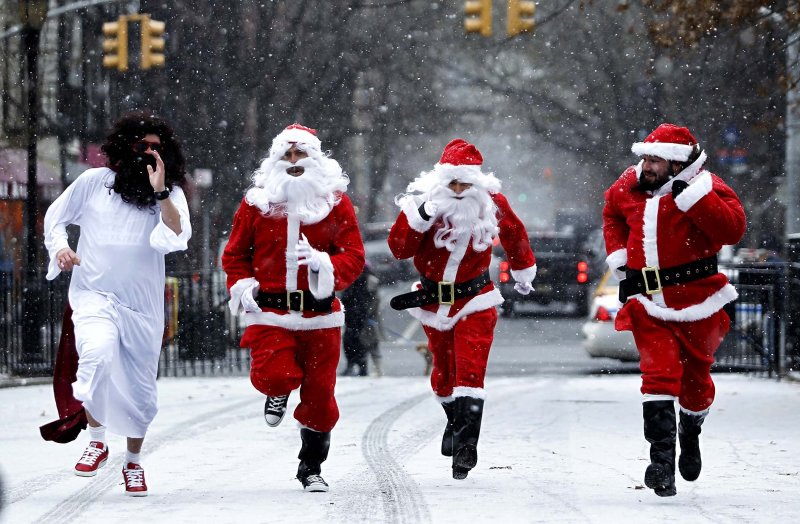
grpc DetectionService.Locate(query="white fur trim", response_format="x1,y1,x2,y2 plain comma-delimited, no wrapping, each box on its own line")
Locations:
630,283,738,322
400,195,434,233
243,310,345,330
654,151,708,197
307,251,334,299
285,213,301,291
642,197,666,307
679,406,709,417
229,277,258,315
269,128,322,158
631,142,694,162
408,288,503,331
452,386,486,400
642,394,676,402
674,171,713,212
436,394,455,405
605,249,627,272
434,163,502,193
642,198,661,269
510,264,537,283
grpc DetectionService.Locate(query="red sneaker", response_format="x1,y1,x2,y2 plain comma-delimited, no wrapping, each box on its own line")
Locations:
122,462,148,497
74,441,108,477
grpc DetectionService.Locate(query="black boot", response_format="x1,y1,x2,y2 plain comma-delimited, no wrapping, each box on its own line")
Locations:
678,409,707,482
451,397,484,480
441,401,455,457
297,428,331,492
643,400,677,497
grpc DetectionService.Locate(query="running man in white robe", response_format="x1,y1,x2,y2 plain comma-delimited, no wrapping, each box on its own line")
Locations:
43,112,192,496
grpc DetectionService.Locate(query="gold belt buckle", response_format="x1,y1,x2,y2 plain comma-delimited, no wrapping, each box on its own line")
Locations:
438,281,455,305
287,290,304,311
641,266,663,295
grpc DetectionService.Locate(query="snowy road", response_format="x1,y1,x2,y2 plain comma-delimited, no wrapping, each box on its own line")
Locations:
2,374,799,523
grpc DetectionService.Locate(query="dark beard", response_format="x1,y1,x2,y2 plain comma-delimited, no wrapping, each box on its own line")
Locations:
108,156,158,209
636,171,671,192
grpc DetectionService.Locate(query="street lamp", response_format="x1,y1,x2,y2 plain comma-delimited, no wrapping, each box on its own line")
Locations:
17,0,50,376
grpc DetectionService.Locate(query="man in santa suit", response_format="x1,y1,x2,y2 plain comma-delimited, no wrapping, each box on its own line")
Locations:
388,138,536,480
222,124,364,492
603,123,746,497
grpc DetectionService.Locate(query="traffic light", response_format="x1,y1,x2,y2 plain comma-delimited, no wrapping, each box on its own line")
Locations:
507,0,535,37
140,15,166,70
464,0,492,37
102,16,129,72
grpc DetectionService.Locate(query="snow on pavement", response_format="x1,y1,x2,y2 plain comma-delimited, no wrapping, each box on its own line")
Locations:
1,374,799,523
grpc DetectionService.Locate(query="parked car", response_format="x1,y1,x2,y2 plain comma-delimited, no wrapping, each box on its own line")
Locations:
363,238,415,285
581,269,639,362
494,231,593,317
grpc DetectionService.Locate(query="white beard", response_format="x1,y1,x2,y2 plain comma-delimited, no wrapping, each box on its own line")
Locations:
245,155,349,224
426,185,498,252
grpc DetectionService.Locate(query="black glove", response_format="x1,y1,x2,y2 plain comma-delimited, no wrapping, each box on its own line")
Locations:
672,180,689,199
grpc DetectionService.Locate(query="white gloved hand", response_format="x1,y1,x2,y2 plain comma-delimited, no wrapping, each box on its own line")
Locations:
241,280,261,313
422,201,438,219
613,266,627,281
297,234,322,272
514,281,534,295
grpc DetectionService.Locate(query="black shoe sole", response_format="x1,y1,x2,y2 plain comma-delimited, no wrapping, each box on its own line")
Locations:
454,444,477,469
678,454,701,481
452,466,469,480
645,463,676,497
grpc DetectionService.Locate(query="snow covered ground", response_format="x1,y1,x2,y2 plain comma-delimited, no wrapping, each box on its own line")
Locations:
1,374,799,523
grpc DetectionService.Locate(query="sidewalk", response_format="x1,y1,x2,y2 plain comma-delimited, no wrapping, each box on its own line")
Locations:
1,373,799,523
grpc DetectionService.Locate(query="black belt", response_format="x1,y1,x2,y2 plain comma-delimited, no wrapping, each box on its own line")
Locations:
256,290,334,313
390,271,491,311
619,256,718,302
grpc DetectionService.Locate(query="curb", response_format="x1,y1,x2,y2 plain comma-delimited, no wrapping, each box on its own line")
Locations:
0,376,53,389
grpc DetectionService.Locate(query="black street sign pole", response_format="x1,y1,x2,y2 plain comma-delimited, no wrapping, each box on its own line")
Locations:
18,0,49,376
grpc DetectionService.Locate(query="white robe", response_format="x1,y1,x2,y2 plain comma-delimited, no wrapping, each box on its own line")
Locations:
44,167,191,437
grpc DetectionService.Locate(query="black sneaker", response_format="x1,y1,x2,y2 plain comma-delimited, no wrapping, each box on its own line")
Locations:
299,473,329,492
264,394,290,427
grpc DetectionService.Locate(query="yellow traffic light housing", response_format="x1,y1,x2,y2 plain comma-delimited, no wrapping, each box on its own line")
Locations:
507,0,535,37
102,17,129,72
464,0,492,37
140,15,166,70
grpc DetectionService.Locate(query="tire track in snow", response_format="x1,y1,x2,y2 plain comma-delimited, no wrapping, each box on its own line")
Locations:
355,391,432,524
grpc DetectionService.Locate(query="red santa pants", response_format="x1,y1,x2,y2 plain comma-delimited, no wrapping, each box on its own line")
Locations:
617,300,730,412
240,325,341,432
422,308,498,397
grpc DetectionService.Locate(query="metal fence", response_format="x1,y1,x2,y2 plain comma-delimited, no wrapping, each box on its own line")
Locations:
2,262,799,379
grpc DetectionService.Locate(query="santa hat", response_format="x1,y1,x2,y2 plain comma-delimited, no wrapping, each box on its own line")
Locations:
631,123,699,162
269,123,323,158
432,139,500,192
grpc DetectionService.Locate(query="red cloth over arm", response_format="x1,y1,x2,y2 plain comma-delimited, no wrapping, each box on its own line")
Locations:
329,194,366,291
221,198,257,290
495,193,536,271
388,211,427,260
602,175,630,259
683,178,746,247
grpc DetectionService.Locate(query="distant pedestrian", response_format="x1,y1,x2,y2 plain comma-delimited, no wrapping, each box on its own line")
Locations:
340,262,383,377
603,123,746,496
41,112,192,496
222,124,364,492
388,139,536,479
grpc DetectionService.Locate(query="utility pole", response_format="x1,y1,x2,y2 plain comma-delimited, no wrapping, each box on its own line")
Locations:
18,0,50,376
785,29,800,238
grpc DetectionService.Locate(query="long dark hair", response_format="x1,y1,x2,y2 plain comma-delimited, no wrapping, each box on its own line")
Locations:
101,111,187,209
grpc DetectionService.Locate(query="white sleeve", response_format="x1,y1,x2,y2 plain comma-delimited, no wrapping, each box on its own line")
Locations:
150,186,193,254
43,173,89,280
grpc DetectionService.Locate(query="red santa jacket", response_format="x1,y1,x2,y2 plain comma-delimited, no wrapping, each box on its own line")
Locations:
222,193,364,330
603,154,746,322
388,192,536,331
